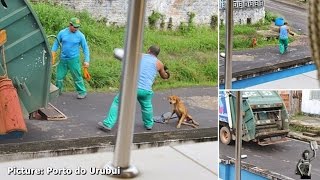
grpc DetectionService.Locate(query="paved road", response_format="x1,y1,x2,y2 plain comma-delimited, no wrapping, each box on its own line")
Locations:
220,139,320,179
0,87,217,155
265,0,308,34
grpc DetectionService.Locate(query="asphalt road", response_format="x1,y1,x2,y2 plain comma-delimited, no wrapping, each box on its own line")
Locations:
265,0,308,34
220,139,320,179
0,87,217,154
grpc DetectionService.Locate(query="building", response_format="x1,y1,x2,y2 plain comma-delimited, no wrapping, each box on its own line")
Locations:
301,90,320,116
219,0,265,25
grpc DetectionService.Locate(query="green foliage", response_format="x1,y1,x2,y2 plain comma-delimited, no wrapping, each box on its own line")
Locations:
178,12,197,34
219,11,290,50
167,17,173,30
160,15,166,29
265,11,278,23
210,15,218,29
32,2,217,91
148,10,163,29
187,12,196,26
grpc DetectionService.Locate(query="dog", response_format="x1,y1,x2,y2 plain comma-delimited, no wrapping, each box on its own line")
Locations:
251,38,257,47
166,95,199,128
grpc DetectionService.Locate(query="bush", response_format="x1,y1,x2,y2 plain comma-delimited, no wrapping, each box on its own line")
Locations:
32,2,218,91
265,11,277,23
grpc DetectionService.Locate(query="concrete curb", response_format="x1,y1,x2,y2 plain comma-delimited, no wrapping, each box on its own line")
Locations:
219,56,313,80
220,156,294,180
0,127,217,161
288,131,320,144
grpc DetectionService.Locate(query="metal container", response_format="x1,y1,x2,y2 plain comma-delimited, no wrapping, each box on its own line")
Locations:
0,0,57,115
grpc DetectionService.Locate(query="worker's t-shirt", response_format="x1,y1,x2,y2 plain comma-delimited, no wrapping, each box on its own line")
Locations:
138,54,158,91
279,25,288,39
51,28,90,62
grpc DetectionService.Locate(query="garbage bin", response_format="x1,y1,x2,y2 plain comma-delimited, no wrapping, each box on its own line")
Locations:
275,17,285,26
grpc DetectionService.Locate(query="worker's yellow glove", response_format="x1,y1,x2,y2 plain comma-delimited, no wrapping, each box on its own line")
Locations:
83,67,91,81
51,51,57,65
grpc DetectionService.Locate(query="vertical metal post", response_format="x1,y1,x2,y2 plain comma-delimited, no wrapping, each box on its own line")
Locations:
104,0,146,178
235,91,242,180
225,0,233,89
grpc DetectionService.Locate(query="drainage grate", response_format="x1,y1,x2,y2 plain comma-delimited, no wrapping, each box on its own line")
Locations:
37,103,67,121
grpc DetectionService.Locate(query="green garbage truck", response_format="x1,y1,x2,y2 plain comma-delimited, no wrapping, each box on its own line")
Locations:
219,91,290,146
0,0,59,139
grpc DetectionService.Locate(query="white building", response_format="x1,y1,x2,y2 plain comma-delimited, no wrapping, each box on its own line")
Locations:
219,0,265,24
302,90,320,115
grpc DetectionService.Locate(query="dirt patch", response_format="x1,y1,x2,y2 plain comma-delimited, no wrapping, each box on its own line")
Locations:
289,35,309,46
183,96,217,110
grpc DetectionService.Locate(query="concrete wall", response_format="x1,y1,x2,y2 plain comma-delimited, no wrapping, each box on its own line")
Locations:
302,90,320,115
219,0,265,24
33,0,218,28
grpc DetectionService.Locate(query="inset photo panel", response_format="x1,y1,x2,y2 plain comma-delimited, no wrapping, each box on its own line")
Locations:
219,0,320,90
0,0,219,179
219,90,319,179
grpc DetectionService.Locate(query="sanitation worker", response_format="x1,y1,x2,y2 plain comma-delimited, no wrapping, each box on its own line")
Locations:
51,17,90,99
279,22,294,54
98,45,170,131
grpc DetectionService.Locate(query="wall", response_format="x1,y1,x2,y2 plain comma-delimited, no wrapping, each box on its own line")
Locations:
33,0,218,28
279,90,302,116
219,0,265,24
302,90,320,115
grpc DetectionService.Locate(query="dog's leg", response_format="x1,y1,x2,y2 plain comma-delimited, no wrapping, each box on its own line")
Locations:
176,114,186,129
192,119,199,126
187,114,199,126
182,122,198,128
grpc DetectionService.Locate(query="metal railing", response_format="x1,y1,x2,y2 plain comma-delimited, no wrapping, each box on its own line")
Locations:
104,0,146,178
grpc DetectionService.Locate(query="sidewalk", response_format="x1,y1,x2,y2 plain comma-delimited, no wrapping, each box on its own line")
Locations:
0,87,217,159
219,44,311,80
236,67,319,89
219,44,314,89
0,141,218,180
288,115,320,144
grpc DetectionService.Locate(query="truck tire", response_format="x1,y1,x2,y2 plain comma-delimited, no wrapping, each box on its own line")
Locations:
220,126,232,145
309,0,320,79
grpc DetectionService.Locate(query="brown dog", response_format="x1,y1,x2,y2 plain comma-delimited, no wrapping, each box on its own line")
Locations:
251,38,257,47
167,95,199,128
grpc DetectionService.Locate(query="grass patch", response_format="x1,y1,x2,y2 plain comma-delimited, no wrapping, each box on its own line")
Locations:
32,2,217,92
289,124,310,133
220,11,295,50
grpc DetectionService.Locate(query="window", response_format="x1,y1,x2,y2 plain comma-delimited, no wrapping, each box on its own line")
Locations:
310,90,320,100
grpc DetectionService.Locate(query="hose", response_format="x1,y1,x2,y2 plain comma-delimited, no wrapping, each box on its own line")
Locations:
47,35,61,67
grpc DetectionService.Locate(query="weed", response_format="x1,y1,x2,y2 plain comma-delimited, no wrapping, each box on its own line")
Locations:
32,2,218,91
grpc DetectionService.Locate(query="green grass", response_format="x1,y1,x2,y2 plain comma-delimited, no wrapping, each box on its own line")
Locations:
32,2,217,92
220,11,295,50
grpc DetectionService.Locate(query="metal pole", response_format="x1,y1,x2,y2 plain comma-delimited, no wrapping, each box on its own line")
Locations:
104,0,146,178
235,91,242,180
225,0,233,89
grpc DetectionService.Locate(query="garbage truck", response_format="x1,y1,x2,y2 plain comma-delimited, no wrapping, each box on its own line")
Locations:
219,91,290,146
0,0,59,139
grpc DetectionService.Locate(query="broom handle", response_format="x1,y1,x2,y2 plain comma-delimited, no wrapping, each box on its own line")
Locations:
0,45,7,78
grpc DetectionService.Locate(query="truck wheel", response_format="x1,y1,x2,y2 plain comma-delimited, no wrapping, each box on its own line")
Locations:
220,126,232,145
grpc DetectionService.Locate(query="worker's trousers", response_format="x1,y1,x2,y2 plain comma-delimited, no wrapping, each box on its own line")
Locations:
56,57,87,95
279,38,289,54
103,88,154,129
